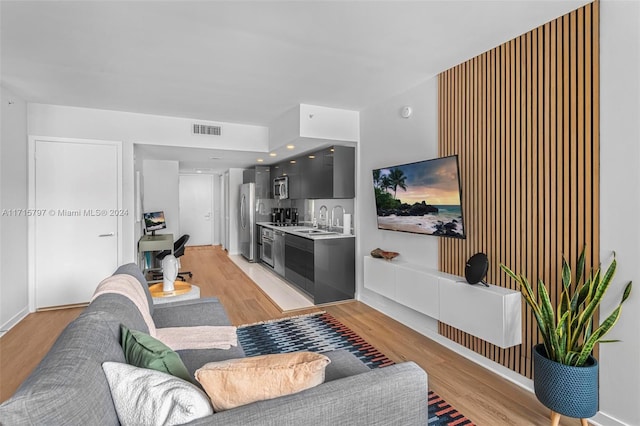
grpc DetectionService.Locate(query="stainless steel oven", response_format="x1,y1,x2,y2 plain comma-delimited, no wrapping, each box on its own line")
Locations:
260,227,274,267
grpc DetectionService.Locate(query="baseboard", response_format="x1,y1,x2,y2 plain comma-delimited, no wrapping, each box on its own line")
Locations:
0,306,29,338
589,412,630,426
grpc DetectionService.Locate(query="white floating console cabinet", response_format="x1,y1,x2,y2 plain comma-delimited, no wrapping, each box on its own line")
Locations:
363,256,521,348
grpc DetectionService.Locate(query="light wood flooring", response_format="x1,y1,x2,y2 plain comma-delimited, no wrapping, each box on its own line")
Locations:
0,245,581,425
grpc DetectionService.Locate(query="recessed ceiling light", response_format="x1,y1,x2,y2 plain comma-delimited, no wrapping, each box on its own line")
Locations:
196,170,203,173
257,158,264,163
286,145,295,150
290,160,296,164
330,148,335,152
308,155,316,159
269,153,277,157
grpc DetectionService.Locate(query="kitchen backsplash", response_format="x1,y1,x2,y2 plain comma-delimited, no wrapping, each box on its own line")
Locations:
270,198,354,229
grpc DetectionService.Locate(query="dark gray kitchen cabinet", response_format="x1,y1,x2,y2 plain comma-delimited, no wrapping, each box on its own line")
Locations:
243,166,271,199
331,146,355,198
313,237,355,304
283,233,355,303
268,146,353,200
299,146,355,199
284,234,314,296
300,148,333,199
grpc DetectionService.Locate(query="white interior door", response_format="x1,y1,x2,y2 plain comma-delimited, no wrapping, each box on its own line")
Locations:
33,139,120,309
179,174,213,246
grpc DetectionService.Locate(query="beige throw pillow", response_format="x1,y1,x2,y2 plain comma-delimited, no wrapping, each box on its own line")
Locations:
195,352,331,411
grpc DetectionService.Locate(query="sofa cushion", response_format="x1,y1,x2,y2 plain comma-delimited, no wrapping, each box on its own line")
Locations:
114,263,154,316
0,311,124,425
120,325,192,382
195,352,331,411
322,350,371,382
102,362,212,425
152,297,231,328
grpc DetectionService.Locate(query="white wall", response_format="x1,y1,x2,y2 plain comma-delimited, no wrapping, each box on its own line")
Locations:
0,86,29,333
298,104,360,142
142,160,180,239
269,104,359,152
28,103,268,151
597,1,640,425
357,77,440,333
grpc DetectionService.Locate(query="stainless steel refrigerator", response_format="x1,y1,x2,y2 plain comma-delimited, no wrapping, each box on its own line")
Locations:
239,182,256,261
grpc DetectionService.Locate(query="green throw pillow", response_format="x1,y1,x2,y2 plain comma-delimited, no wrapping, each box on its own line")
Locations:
120,324,192,383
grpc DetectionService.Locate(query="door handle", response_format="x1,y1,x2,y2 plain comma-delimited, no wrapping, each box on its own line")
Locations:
98,232,115,237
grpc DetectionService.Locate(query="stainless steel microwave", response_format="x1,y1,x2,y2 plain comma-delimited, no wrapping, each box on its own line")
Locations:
273,176,289,200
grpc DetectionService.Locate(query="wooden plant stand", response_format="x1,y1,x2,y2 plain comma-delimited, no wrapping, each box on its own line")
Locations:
550,410,589,426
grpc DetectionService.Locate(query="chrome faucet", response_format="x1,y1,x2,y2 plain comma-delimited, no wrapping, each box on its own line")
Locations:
331,205,345,230
318,205,328,229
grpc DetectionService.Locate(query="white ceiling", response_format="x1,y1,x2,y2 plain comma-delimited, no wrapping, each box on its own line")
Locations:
1,0,589,172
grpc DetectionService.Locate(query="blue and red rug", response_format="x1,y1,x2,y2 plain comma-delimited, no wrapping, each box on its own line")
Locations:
238,311,475,426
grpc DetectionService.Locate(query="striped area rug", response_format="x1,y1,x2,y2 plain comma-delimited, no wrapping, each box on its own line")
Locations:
238,311,475,426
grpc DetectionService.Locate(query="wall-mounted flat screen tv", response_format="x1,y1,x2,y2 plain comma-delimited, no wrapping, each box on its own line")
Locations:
372,154,465,238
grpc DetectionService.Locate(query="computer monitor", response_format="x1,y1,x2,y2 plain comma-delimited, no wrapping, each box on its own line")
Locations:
143,211,166,236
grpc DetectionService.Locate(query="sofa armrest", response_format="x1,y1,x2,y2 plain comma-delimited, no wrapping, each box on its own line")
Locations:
186,362,428,426
152,298,231,328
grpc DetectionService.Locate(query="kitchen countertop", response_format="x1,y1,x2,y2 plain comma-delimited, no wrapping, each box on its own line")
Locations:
257,222,355,240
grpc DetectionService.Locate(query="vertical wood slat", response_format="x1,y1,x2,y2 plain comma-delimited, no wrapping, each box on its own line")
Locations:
437,2,599,378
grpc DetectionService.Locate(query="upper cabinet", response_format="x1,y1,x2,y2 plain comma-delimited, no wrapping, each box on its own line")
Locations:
243,166,271,199
303,146,354,199
271,146,354,200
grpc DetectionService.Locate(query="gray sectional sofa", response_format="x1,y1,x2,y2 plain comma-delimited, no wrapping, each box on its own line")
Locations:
0,264,428,425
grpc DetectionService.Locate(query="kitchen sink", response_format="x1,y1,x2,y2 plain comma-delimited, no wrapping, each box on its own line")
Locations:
296,229,337,235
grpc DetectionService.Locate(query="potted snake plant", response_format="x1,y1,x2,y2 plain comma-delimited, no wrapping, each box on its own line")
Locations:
500,247,632,424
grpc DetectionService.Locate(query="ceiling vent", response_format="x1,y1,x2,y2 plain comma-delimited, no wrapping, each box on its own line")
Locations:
192,124,221,136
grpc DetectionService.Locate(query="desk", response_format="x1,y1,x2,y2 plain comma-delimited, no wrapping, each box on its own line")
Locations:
138,234,173,279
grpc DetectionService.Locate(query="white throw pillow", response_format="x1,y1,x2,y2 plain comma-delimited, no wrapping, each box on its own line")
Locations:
102,362,213,426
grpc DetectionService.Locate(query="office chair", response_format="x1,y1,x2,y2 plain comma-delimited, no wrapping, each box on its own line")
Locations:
152,234,193,281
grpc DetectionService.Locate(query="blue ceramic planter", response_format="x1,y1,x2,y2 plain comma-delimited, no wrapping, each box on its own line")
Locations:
533,344,598,418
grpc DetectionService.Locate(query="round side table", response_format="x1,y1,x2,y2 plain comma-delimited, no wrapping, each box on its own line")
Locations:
149,282,200,305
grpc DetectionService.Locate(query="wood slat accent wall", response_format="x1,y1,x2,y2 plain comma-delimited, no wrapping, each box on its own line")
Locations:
437,1,599,378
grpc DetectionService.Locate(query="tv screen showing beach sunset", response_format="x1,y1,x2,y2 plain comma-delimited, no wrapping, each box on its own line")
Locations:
372,155,465,238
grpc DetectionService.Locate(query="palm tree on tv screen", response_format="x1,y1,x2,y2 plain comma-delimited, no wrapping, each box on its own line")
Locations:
373,169,381,188
388,168,407,200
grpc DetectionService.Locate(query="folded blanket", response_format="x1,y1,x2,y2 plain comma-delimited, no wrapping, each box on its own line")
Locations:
92,274,157,334
92,274,237,351
156,326,237,351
